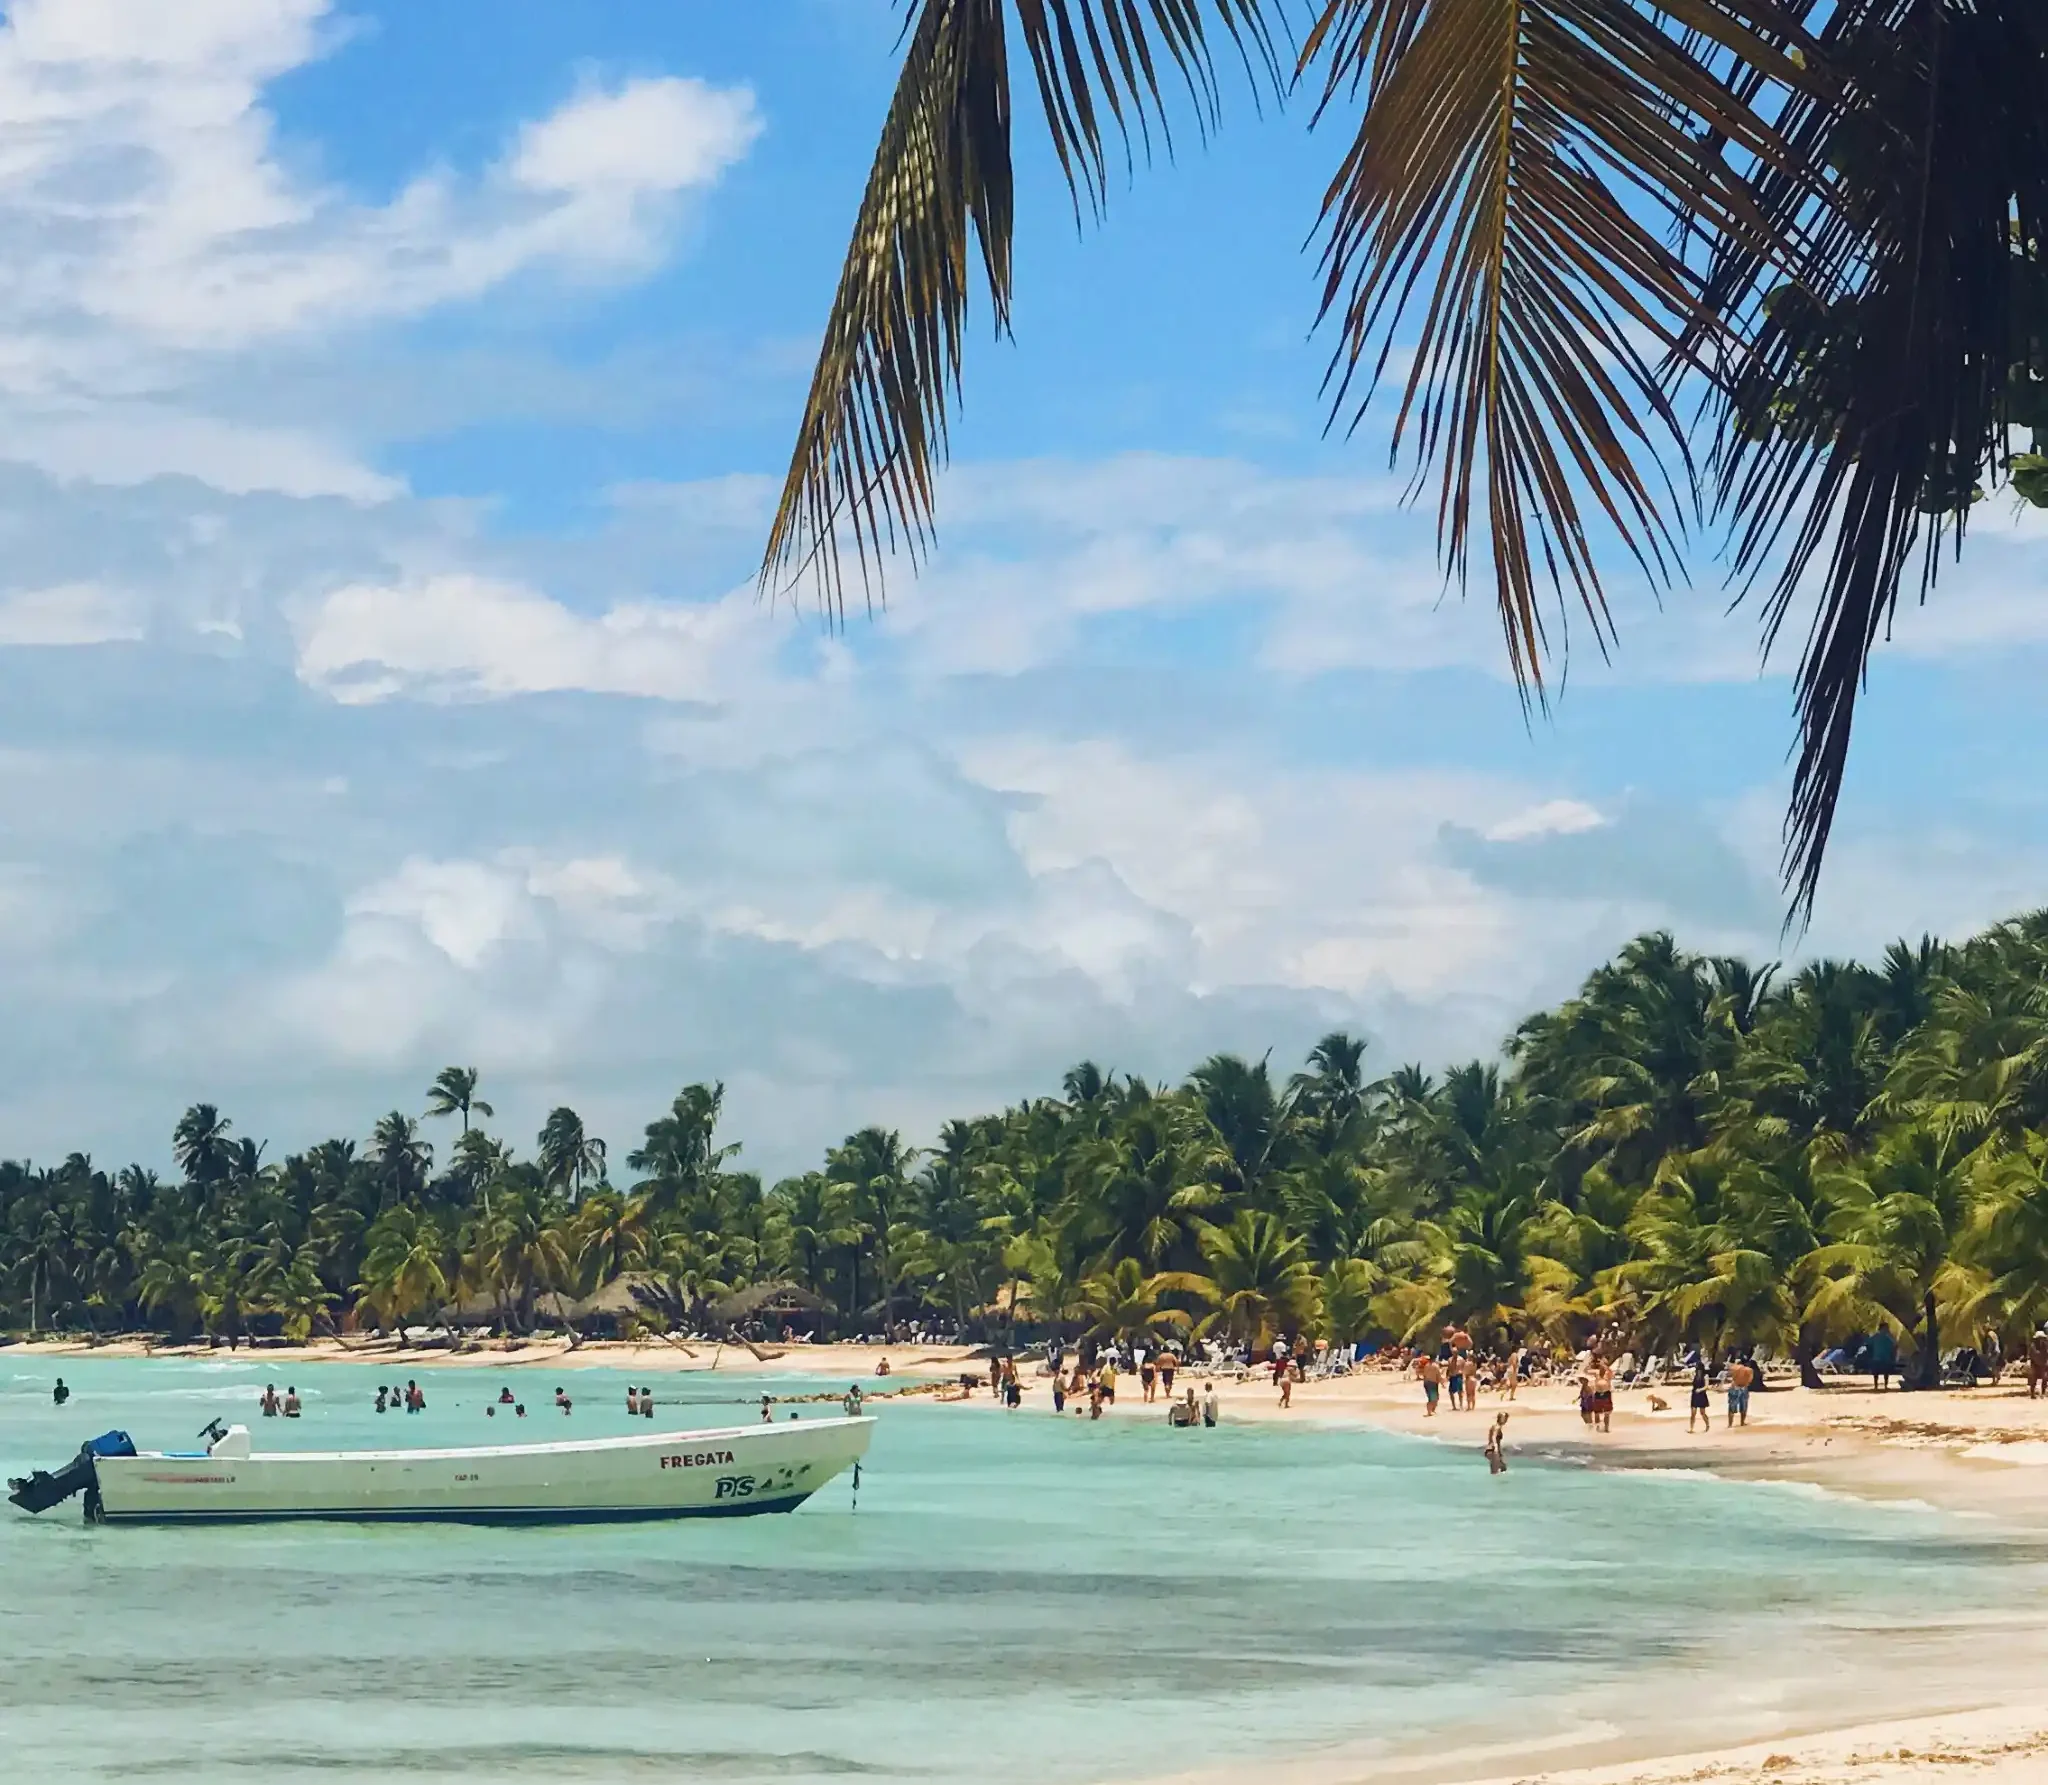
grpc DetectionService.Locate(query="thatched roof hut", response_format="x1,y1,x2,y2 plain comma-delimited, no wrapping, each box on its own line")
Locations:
705,1281,835,1329
567,1272,674,1327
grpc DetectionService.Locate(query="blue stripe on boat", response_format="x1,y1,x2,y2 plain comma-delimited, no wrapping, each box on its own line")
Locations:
97,1493,814,1525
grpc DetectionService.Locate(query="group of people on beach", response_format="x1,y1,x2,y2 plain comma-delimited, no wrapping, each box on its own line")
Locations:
1412,1325,1507,1416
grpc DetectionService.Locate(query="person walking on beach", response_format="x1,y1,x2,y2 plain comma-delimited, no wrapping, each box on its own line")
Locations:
2028,1328,2048,1400
1484,1412,1509,1475
1869,1328,1896,1391
1278,1360,1294,1409
1141,1353,1158,1403
1052,1371,1067,1414
1420,1353,1442,1416
1688,1359,1712,1433
1726,1356,1754,1428
1589,1359,1613,1434
1505,1344,1524,1401
1445,1351,1464,1414
1159,1351,1177,1397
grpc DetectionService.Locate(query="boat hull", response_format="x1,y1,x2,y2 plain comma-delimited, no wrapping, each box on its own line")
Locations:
89,1417,872,1525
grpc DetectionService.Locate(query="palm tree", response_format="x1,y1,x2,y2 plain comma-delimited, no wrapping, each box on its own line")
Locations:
368,1113,433,1211
1808,1127,1978,1389
357,1207,450,1333
1184,1210,1317,1350
828,1127,915,1332
172,1103,237,1188
538,1106,607,1200
425,1067,492,1134
770,2,2048,912
1075,1257,1191,1348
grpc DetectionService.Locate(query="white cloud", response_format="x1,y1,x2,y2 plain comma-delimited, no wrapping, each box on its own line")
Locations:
511,77,761,198
1486,798,1608,843
0,581,141,646
292,573,777,704
0,1,759,494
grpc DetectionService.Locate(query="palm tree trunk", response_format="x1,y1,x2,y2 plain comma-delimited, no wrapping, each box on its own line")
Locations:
1919,1290,1940,1390
1796,1331,1824,1391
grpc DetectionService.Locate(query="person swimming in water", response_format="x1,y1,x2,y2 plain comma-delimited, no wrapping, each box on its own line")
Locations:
52,1377,69,1406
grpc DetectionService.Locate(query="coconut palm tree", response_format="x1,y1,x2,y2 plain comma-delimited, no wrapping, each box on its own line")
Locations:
1808,1125,1979,1389
1075,1257,1192,1348
425,1067,492,1135
828,1126,916,1332
538,1106,607,1200
1184,1209,1317,1349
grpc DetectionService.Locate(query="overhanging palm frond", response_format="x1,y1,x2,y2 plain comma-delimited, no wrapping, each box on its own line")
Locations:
1702,1,2048,918
1302,0,1809,693
763,0,1280,618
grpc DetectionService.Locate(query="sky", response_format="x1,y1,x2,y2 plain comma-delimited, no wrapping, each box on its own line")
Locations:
2,0,2046,1180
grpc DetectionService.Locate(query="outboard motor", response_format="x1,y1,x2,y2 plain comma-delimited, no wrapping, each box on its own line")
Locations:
8,1445,98,1515
8,1430,133,1518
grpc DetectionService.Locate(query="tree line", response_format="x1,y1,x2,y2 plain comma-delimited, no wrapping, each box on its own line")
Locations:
11,915,2048,1388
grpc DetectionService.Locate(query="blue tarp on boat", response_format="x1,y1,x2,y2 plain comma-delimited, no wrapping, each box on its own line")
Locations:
85,1430,136,1458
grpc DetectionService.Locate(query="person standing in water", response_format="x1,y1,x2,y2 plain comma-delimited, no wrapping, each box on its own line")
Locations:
282,1386,301,1418
52,1377,68,1406
260,1384,280,1418
1201,1380,1220,1427
1484,1412,1509,1475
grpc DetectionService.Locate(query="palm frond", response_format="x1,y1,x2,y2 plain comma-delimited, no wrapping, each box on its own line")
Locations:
1301,0,1808,693
763,0,1281,618
1699,0,2048,916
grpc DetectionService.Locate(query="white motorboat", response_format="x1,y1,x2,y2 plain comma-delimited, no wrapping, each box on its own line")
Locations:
8,1414,873,1524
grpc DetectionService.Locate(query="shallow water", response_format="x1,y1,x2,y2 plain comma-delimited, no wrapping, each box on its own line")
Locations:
4,1358,2045,1784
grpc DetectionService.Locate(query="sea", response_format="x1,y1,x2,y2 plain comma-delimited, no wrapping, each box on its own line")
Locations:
4,1357,2047,1784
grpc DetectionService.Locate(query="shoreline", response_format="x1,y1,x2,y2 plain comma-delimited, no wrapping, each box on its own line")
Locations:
21,1333,2048,1521
19,1339,2048,1785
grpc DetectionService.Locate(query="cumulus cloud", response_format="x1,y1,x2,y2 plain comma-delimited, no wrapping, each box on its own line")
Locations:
0,581,141,646
292,574,776,704
0,0,759,495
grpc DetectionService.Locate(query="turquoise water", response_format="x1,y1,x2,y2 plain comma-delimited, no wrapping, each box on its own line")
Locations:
4,1359,2045,1784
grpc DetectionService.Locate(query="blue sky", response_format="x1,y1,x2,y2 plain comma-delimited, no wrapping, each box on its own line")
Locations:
2,0,2045,1178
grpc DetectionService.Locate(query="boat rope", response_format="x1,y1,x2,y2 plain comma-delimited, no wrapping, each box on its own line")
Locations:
851,1458,861,1513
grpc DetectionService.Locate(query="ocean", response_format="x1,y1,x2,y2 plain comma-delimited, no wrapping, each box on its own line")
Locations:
4,1357,2045,1784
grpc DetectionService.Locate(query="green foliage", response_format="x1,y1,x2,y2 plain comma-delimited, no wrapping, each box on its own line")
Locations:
18,914,2048,1360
